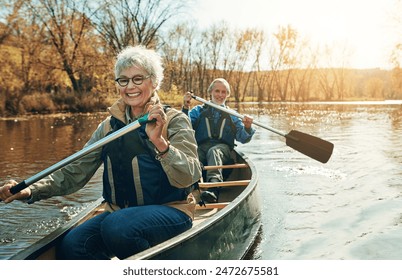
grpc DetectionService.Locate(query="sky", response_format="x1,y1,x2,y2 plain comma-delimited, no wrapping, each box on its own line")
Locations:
190,0,400,69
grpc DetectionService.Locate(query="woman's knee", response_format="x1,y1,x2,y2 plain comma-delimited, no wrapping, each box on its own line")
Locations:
56,228,83,259
57,212,110,260
100,211,150,258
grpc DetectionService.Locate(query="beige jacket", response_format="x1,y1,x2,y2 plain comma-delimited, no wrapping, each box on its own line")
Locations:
29,93,202,219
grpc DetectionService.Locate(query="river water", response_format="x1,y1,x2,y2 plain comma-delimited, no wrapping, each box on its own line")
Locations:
1,101,401,260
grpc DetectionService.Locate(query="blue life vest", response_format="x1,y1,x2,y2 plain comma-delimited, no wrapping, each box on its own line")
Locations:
101,116,189,209
193,105,237,149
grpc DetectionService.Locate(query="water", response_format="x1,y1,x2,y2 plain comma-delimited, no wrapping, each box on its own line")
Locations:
1,102,402,260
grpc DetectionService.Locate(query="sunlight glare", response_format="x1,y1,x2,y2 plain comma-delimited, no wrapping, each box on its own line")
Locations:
194,0,398,69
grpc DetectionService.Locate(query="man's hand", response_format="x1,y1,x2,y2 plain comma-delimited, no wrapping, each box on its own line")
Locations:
183,92,192,109
243,115,253,129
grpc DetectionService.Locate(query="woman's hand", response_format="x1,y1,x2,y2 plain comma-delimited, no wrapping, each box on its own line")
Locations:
146,104,169,153
0,180,31,203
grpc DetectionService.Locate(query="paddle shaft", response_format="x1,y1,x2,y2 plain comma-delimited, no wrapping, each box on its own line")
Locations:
8,115,152,195
191,94,334,163
191,95,287,137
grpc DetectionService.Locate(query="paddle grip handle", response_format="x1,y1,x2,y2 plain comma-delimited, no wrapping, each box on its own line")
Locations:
138,114,156,125
1,180,28,202
0,181,28,202
1,115,156,203
10,181,28,195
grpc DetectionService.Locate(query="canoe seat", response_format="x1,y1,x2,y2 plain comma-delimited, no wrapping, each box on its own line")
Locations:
201,162,248,182
196,202,229,210
203,163,248,170
199,163,249,185
198,180,250,188
195,162,250,210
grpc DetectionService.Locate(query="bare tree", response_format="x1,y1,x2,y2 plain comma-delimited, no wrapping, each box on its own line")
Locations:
0,0,24,44
317,42,353,100
12,12,46,94
161,23,196,92
389,0,402,99
202,22,230,78
229,28,262,102
185,23,229,98
270,25,300,101
92,0,190,54
23,0,99,97
0,0,48,114
252,30,270,102
192,36,209,98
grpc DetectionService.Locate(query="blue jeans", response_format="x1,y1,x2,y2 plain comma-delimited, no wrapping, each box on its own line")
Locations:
57,205,192,259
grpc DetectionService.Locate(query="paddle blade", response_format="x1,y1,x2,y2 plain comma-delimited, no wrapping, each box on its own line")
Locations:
285,130,334,163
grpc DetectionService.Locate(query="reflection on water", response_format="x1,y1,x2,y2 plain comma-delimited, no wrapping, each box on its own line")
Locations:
236,102,402,260
1,102,402,259
0,113,108,183
0,113,105,259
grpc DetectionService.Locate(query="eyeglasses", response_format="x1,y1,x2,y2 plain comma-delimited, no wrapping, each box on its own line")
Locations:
115,75,151,87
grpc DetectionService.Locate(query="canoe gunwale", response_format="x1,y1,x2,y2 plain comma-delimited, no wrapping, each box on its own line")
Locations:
10,149,260,260
9,196,105,260
127,150,260,260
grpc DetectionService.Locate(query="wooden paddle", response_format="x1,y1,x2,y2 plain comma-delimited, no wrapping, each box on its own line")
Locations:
191,94,334,164
5,114,154,197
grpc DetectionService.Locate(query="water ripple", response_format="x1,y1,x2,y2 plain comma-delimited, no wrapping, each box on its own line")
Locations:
1,104,402,260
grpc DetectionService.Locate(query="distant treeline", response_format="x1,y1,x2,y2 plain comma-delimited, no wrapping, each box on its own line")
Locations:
1,0,401,116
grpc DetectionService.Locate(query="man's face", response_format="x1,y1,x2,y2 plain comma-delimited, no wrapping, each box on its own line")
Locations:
210,82,229,105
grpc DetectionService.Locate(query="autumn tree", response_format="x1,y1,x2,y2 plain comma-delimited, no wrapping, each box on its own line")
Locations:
389,0,402,99
229,28,261,102
0,0,24,44
252,30,271,102
24,0,99,98
160,23,196,93
270,25,300,101
191,33,209,97
189,22,231,99
201,22,230,85
0,0,25,114
316,42,353,100
91,0,191,54
390,44,402,99
8,11,50,113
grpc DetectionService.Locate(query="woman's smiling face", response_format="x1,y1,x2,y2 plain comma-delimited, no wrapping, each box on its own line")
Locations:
117,66,155,116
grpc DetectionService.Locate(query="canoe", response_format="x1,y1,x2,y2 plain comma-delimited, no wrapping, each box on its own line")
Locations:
10,149,260,260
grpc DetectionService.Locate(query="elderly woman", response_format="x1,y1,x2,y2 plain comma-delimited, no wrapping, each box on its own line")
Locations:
0,45,202,259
